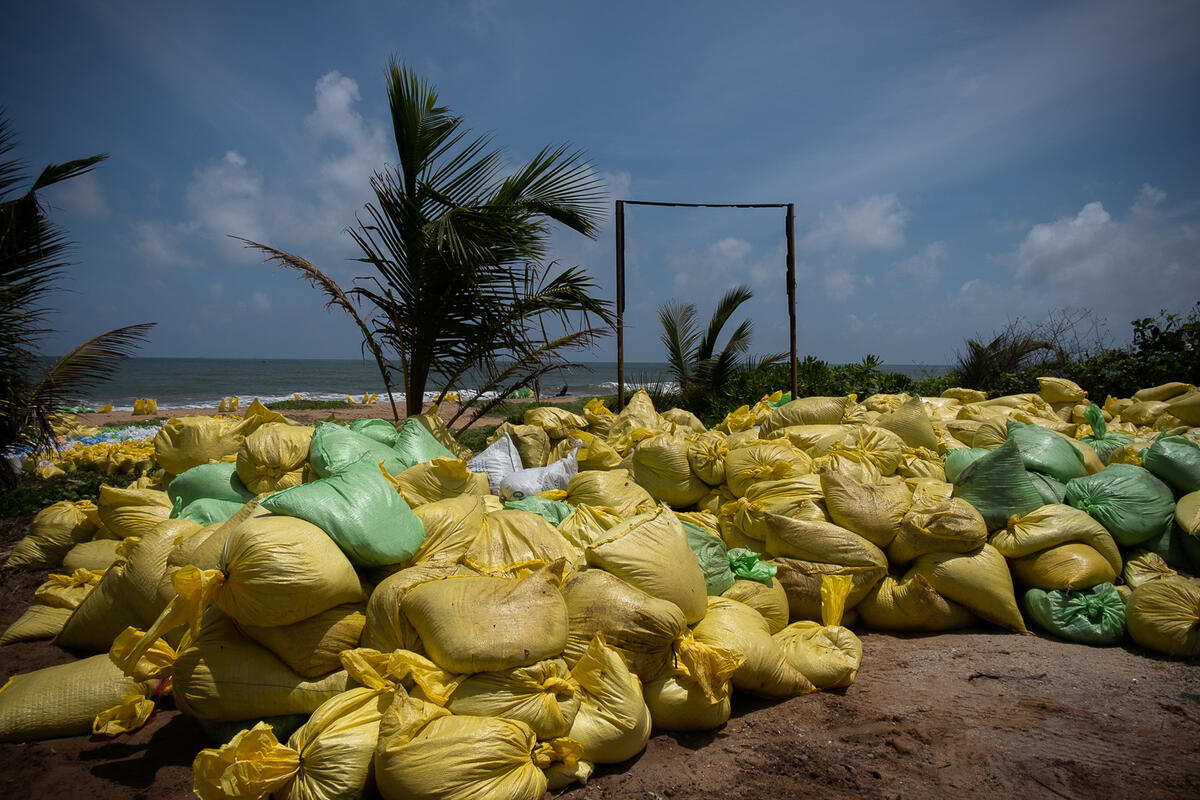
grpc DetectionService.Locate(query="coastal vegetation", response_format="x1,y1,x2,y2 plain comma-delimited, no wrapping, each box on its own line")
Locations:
0,114,153,487
242,59,612,428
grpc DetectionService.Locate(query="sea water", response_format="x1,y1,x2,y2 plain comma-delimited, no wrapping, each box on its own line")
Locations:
55,357,952,411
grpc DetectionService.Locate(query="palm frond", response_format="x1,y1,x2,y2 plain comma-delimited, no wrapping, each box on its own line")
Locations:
659,301,699,392
697,284,754,362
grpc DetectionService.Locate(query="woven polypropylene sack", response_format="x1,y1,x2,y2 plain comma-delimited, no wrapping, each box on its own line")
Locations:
236,423,313,493
1021,583,1125,645
1004,420,1087,483
855,573,977,632
1009,542,1118,591
886,494,987,566
952,438,1044,532
400,561,569,674
394,418,455,468
262,464,425,567
460,508,583,577
0,654,152,742
631,432,709,508
565,469,656,518
487,423,552,469
350,417,399,446
721,577,789,633
4,500,98,568
567,635,651,764
692,596,814,698
1125,576,1200,658
97,485,172,540
586,506,708,624
760,396,858,435
907,544,1027,632
308,422,409,479
155,415,253,476
468,435,524,495
239,603,366,678
990,504,1122,575
524,406,589,440
1065,464,1176,547
447,658,581,739
1141,435,1200,494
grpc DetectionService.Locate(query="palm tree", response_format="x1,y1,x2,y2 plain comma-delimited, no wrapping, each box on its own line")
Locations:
659,284,783,414
0,113,154,486
242,59,612,421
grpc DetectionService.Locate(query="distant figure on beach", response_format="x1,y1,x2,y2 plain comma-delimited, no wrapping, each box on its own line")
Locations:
556,384,568,397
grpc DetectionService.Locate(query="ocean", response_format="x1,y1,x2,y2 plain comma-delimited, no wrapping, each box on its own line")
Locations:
56,357,953,411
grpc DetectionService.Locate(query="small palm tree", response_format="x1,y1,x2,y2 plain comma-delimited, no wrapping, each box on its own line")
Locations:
0,113,154,486
660,285,783,414
243,59,612,423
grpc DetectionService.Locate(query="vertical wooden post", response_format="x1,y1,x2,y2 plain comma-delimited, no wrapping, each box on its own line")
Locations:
615,200,626,411
786,202,797,398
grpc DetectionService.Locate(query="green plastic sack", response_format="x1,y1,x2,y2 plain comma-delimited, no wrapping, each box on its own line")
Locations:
504,496,575,526
681,520,735,596
768,392,793,408
1080,404,1133,464
1005,420,1087,482
167,462,255,510
727,549,777,583
1021,584,1126,645
943,448,989,483
394,417,455,468
175,497,246,526
1141,434,1200,494
262,463,425,567
1140,522,1198,573
350,417,399,446
308,421,409,478
952,438,1044,531
1065,464,1176,547
1028,471,1067,505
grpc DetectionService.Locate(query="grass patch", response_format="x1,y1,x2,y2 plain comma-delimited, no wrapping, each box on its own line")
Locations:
0,472,136,518
265,399,353,410
455,424,498,454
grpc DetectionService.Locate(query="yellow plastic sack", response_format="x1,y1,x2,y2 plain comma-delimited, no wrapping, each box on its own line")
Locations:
693,596,814,698
586,506,708,624
565,469,656,517
557,504,623,550
3,499,98,568
760,395,859,435
373,694,564,800
1178,491,1200,537
990,504,1122,574
461,508,583,577
908,544,1027,632
0,604,74,645
235,423,313,493
1166,391,1200,426
721,577,790,634
686,430,728,486
96,484,172,539
584,397,617,435
193,688,392,800
820,469,911,548
361,562,467,654
1122,549,1186,589
1009,542,1118,590
62,537,123,572
400,560,569,674
567,634,651,764
239,603,366,679
410,495,491,565
565,429,622,471
384,458,489,508
811,447,884,485
448,658,580,739
561,568,687,681
631,432,709,507
642,671,734,732
874,396,941,452
771,557,886,622
1037,376,1087,404
764,513,887,569
488,423,551,469
886,493,987,565
896,446,947,480
1125,576,1200,658
855,573,977,632
172,610,352,722
768,423,856,457
0,654,153,742
524,406,589,439
1119,400,1171,427
155,415,254,476
773,575,863,688
725,441,811,497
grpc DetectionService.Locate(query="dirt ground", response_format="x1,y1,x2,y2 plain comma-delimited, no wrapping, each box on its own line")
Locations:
1,548,1197,799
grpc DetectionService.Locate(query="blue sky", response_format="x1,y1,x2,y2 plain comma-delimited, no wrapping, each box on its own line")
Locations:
5,0,1199,365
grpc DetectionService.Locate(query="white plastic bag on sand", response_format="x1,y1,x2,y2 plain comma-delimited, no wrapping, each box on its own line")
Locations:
500,447,579,501
468,434,524,495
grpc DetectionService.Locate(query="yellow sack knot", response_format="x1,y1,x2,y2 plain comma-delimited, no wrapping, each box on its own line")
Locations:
193,721,300,800
112,565,224,677
532,736,585,770
672,632,745,704
116,536,142,558
340,648,464,706
109,626,180,682
93,695,156,737
820,573,854,628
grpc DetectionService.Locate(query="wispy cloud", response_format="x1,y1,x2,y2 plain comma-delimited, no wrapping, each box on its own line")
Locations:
889,241,948,284
803,194,907,252
43,172,110,221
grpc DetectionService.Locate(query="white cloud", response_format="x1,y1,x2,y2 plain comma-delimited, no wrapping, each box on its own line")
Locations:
131,220,202,269
823,268,873,302
803,194,907,252
1016,201,1111,281
889,241,949,284
186,151,267,260
251,291,271,312
666,236,769,294
43,172,110,221
306,72,391,193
